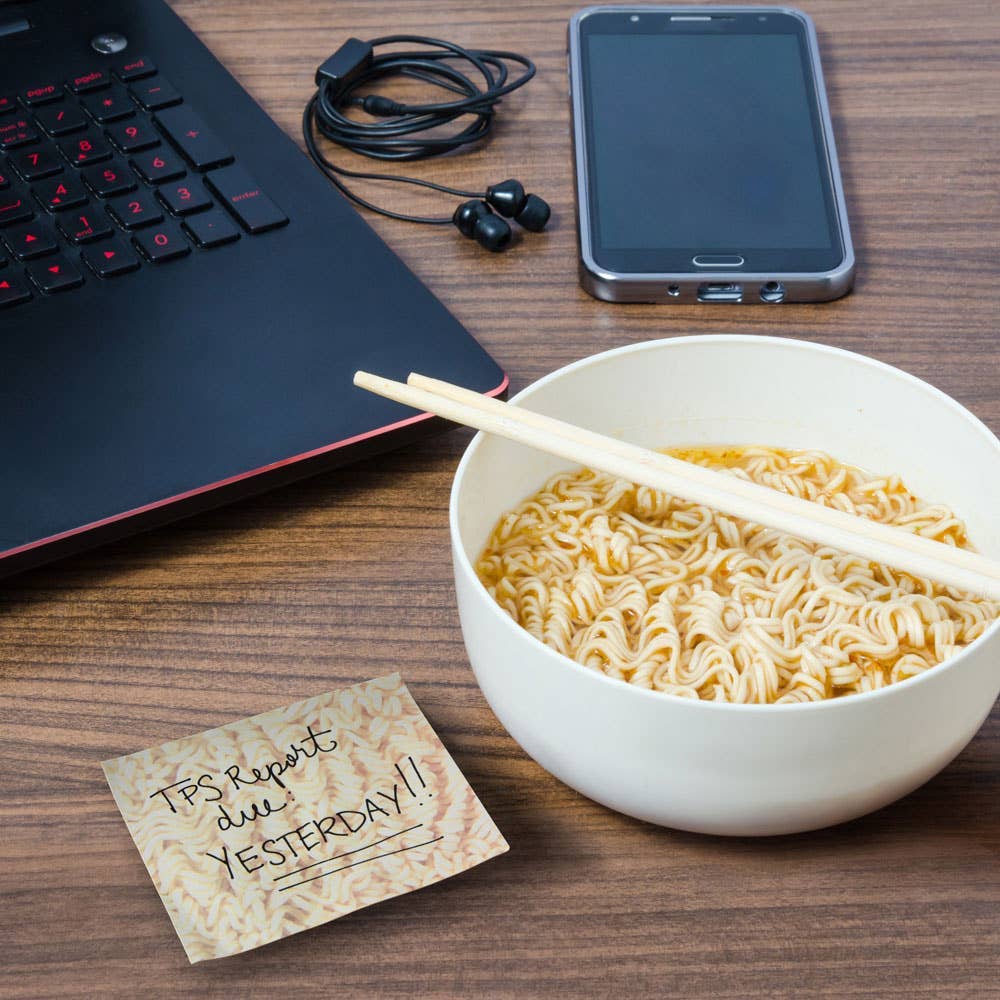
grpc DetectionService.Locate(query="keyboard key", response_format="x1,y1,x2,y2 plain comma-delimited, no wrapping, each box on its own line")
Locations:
206,165,288,234
82,159,136,198
106,118,159,153
58,208,113,244
3,221,58,260
20,83,62,106
130,75,182,111
107,191,163,229
154,106,233,171
34,102,88,136
0,95,16,115
158,179,212,216
34,176,88,212
0,117,39,148
131,148,185,184
26,253,83,292
116,55,157,82
11,146,63,181
183,208,240,248
68,69,112,94
0,273,32,308
133,222,190,263
81,84,135,123
81,237,140,277
0,192,33,228
59,132,113,166
0,168,8,190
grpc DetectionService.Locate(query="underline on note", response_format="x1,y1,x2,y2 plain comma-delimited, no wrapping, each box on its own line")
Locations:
273,823,424,880
277,834,445,892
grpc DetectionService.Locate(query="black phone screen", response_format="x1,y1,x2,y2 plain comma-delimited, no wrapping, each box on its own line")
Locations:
578,10,844,273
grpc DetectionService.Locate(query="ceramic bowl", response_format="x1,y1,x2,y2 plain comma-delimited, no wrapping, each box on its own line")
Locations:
449,336,1000,835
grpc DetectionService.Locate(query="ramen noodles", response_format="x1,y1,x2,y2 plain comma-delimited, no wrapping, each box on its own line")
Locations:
475,446,1000,704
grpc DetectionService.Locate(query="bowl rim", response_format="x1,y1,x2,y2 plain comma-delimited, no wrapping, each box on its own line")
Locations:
449,334,1000,714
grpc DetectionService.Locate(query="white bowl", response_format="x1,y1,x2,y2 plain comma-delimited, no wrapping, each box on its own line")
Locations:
450,336,1000,835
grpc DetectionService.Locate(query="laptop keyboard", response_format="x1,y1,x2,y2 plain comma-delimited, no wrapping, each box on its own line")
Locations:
0,56,288,309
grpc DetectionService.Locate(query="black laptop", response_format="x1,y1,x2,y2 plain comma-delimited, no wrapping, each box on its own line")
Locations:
0,0,506,577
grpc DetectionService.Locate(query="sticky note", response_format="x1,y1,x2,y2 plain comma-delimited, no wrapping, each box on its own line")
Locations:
102,674,508,962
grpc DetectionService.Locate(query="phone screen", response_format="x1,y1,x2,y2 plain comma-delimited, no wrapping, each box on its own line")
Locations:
577,10,845,273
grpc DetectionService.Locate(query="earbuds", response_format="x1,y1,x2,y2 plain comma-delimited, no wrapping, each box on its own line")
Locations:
485,179,551,232
453,200,511,252
452,180,551,252
305,37,553,257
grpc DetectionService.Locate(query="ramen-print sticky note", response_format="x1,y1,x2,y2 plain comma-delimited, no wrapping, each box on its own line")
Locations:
102,673,508,962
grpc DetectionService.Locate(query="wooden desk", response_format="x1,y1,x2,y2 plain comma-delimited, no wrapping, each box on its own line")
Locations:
3,1,998,995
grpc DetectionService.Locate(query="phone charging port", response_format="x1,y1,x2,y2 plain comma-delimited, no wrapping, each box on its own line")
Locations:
697,282,743,303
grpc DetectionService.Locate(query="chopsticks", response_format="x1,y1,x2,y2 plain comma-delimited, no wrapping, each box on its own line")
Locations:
353,370,1000,601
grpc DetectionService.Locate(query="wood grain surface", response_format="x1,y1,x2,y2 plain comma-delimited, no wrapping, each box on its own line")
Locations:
3,1,999,996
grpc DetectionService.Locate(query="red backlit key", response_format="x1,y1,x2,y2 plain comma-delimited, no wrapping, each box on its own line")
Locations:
68,69,112,94
3,221,58,260
82,158,136,198
11,146,64,181
0,274,32,308
0,193,33,228
132,148,185,184
59,132,113,166
183,208,240,248
34,176,88,212
154,106,233,171
133,222,191,263
20,83,62,106
0,117,39,149
58,209,113,244
34,102,88,136
129,75,182,111
116,56,156,82
157,179,212,216
0,169,8,190
0,95,16,115
205,164,288,234
81,237,140,277
26,253,84,292
107,191,163,229
81,84,135,123
106,119,160,153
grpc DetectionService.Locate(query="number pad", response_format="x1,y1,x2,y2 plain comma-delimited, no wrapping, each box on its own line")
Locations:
0,65,276,303
107,191,164,229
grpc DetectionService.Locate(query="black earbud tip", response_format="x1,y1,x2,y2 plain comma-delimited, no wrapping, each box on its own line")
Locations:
515,193,551,233
474,213,512,251
453,199,493,239
485,178,526,218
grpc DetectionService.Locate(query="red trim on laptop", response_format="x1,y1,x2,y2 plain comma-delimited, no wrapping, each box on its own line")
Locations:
0,374,509,563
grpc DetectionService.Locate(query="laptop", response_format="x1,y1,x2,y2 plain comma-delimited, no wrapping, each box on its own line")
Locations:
0,0,506,577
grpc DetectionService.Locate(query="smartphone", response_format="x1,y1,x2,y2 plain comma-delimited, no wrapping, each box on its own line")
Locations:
569,6,854,303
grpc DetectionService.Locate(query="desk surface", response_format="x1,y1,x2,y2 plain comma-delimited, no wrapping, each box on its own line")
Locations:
3,1,999,996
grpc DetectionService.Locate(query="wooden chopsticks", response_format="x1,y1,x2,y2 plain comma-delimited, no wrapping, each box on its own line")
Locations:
354,370,1000,601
